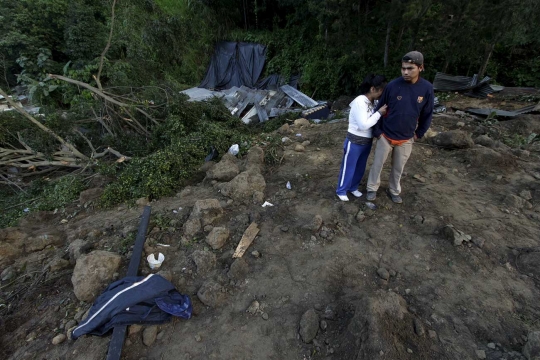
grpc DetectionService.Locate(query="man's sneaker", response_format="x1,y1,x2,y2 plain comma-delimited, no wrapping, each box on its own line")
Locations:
337,194,349,201
386,189,403,204
366,191,377,201
351,190,363,198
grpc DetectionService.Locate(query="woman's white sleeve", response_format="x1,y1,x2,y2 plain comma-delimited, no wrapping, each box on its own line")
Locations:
350,99,381,131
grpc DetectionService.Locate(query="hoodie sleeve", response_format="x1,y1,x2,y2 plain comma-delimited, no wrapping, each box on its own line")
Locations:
372,86,390,138
349,97,381,131
415,83,434,139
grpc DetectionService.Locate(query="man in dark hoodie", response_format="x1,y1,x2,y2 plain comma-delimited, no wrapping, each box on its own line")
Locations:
366,51,434,204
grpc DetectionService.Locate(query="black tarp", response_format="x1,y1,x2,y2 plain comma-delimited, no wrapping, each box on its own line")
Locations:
199,42,267,90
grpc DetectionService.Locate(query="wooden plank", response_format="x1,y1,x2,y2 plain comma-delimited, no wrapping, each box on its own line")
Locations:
280,85,318,108
106,206,152,360
233,222,260,258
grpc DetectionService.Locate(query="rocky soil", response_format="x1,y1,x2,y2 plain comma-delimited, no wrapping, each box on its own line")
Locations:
1,92,540,360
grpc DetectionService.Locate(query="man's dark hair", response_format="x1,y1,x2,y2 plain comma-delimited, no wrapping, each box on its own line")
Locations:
359,74,387,95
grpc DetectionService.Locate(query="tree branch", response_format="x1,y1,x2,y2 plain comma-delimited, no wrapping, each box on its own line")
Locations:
48,74,158,129
0,88,90,161
95,0,117,90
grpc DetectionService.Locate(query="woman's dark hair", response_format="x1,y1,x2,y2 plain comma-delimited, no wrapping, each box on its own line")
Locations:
359,74,387,95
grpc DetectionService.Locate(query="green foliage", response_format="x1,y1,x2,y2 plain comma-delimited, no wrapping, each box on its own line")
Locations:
0,175,86,228
99,96,250,207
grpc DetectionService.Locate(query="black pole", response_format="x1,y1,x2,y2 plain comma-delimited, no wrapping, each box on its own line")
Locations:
106,205,152,360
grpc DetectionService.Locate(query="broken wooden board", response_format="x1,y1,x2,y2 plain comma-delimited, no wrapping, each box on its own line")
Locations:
233,222,260,258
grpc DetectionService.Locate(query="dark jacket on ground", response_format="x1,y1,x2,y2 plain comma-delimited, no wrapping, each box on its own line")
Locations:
71,274,192,339
373,77,434,140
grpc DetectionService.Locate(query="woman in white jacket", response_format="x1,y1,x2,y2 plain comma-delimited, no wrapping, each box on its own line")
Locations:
336,74,388,201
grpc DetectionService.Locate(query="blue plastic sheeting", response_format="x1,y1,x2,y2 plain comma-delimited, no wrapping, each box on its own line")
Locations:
200,42,267,90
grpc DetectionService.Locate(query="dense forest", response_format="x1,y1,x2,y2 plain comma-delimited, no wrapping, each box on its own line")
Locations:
1,0,539,226
2,0,540,100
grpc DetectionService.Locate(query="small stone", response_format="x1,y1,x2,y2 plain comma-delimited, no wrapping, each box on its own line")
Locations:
389,269,397,277
125,339,132,346
136,197,150,206
261,312,269,320
251,250,261,258
520,190,533,201
1,266,16,281
310,235,316,241
413,318,425,337
294,144,305,152
299,309,319,343
65,320,77,330
377,267,390,280
156,331,164,340
407,348,413,353
311,215,323,231
405,289,411,295
320,320,328,331
302,140,311,147
473,237,485,248
487,343,496,349
475,349,486,359
129,324,143,336
52,334,66,345
523,331,540,360
428,330,437,339
380,350,384,355
142,326,158,346
456,121,465,127
413,174,426,183
246,300,260,315
195,334,202,342
280,226,289,232
26,331,38,342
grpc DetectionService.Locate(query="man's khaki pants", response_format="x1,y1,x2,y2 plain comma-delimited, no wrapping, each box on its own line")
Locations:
366,136,413,196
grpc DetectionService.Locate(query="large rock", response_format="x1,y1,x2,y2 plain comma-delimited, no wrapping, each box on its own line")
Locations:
299,309,319,343
25,231,65,253
503,194,533,210
432,130,474,149
197,280,226,307
219,171,266,204
71,251,122,302
206,227,230,249
474,135,510,151
191,250,216,275
79,188,104,204
442,225,470,246
142,326,158,346
227,258,249,281
0,228,27,266
523,331,540,360
245,146,264,173
206,155,240,182
183,218,201,237
68,239,92,264
190,199,224,226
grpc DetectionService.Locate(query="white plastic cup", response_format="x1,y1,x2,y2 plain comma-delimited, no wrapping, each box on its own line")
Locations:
147,253,165,269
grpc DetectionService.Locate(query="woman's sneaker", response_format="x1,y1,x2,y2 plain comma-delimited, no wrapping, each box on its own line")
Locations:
337,194,349,201
351,190,363,198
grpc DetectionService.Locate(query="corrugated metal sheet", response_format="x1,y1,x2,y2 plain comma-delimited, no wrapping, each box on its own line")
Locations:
433,73,495,98
182,85,326,124
466,102,540,117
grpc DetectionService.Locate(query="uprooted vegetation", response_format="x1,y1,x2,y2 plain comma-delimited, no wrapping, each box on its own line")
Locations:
0,82,291,227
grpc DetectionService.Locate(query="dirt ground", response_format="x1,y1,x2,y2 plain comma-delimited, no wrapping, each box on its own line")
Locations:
1,93,540,360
